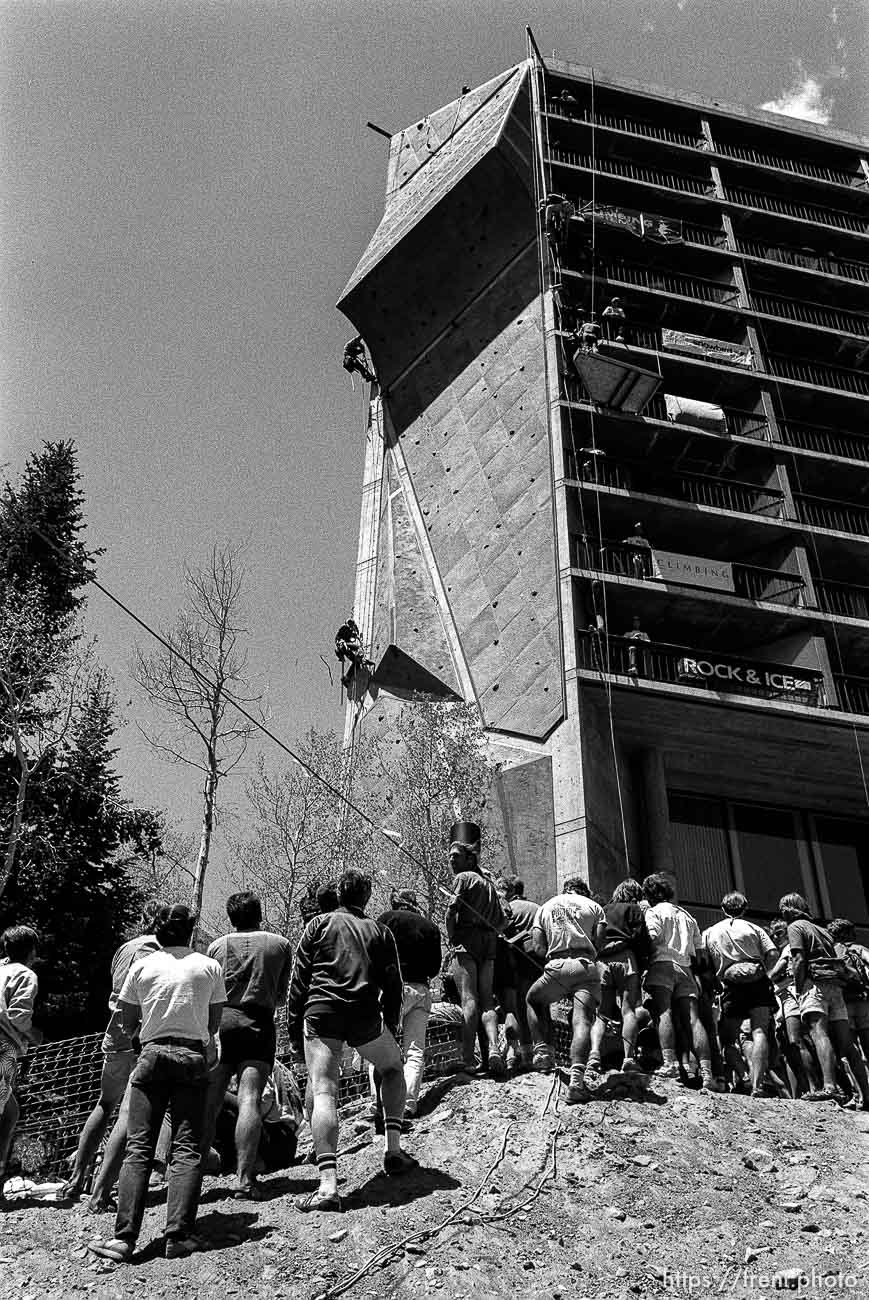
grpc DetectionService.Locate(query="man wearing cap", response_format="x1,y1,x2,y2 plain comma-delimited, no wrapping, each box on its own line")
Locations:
445,821,506,1077
377,890,442,1119
89,903,226,1263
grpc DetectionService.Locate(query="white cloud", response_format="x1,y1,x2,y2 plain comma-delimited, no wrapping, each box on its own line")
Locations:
759,74,833,125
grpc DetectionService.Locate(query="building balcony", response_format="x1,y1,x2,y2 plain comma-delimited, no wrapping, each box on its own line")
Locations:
724,184,869,237
569,534,805,607
575,629,826,707
712,139,865,191
592,255,740,306
766,352,869,398
748,290,868,340
835,673,869,716
549,147,715,197
735,236,869,285
776,420,869,466
568,455,786,519
794,493,869,538
815,580,869,621
546,100,705,150
642,395,768,440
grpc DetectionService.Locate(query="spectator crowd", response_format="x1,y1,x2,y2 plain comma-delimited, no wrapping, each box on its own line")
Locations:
1,817,867,1261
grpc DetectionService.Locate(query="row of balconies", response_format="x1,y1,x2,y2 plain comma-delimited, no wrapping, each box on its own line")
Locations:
575,628,869,719
569,534,869,622
545,97,866,193
563,449,869,539
547,146,869,242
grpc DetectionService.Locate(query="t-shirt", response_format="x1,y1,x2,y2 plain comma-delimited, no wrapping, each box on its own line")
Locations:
0,958,38,1056
207,931,293,1012
376,910,442,985
102,933,161,1054
645,902,701,966
701,917,776,980
533,893,605,960
504,898,539,952
445,871,504,943
786,918,842,981
119,947,226,1045
600,900,651,962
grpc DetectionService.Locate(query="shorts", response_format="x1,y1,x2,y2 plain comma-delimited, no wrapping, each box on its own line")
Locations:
799,978,848,1023
532,956,601,1007
303,1009,384,1049
644,960,697,1000
0,1040,19,1114
720,978,776,1023
494,939,516,995
451,930,497,964
219,1006,277,1070
775,986,800,1021
847,1000,869,1032
600,948,640,993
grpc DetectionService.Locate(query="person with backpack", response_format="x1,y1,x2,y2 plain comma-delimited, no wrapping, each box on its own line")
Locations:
586,878,651,1077
701,893,778,1097
779,893,869,1108
827,917,869,1062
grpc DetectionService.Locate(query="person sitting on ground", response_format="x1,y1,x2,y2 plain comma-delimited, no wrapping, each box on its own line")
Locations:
88,904,226,1264
204,891,293,1200
0,926,41,1204
768,917,819,1098
445,821,507,1078
212,1060,303,1178
62,902,163,1204
376,890,442,1120
827,918,869,1062
495,877,540,1074
526,879,606,1104
781,894,869,1108
701,892,778,1098
643,873,722,1092
286,868,417,1213
587,878,651,1077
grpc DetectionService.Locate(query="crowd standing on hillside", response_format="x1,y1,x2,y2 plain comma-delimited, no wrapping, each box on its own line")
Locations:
1,817,868,1260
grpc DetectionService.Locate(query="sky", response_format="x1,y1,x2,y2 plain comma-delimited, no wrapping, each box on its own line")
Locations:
1,0,867,898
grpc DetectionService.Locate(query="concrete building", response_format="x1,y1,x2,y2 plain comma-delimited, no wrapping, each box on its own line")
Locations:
337,52,869,934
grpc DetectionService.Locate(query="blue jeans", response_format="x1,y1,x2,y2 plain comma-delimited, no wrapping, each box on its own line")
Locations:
114,1043,208,1244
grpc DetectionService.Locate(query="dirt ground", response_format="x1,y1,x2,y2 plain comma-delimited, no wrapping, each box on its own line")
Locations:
2,1071,868,1299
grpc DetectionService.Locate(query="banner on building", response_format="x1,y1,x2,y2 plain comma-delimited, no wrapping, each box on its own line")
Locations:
675,655,821,697
661,328,754,369
592,203,684,243
652,550,735,592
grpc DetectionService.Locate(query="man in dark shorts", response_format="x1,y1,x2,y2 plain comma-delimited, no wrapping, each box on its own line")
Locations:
286,869,417,1213
377,890,442,1119
445,821,506,1076
701,892,778,1096
587,878,651,1076
205,892,293,1198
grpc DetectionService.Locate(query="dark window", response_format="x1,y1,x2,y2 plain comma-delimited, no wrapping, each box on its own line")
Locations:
668,792,733,906
732,804,803,915
814,817,869,926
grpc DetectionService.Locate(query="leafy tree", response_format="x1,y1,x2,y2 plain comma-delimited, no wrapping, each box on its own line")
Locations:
131,542,260,918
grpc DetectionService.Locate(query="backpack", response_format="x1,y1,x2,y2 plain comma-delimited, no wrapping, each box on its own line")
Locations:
839,944,869,1002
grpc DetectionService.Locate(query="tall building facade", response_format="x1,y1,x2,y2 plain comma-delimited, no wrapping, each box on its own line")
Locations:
338,53,869,934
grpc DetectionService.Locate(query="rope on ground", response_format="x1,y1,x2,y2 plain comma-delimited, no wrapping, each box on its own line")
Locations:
468,1121,562,1225
540,1069,561,1117
312,1122,514,1300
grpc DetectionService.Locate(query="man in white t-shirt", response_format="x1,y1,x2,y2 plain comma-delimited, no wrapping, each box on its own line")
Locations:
89,904,226,1265
643,873,719,1091
526,879,606,1103
702,892,778,1096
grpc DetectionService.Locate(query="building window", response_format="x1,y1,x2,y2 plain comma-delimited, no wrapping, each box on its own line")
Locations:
813,817,869,926
668,793,732,907
732,804,804,916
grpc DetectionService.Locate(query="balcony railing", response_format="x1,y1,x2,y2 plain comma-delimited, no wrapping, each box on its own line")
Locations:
576,629,825,705
643,395,769,439
549,147,715,196
547,101,704,150
776,420,869,464
794,493,869,537
569,534,804,605
713,140,863,189
596,256,740,305
767,353,869,397
835,674,869,716
724,184,869,235
567,454,786,517
815,580,869,621
735,236,869,284
749,291,869,339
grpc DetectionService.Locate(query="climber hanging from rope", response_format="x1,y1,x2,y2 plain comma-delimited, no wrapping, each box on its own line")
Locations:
342,335,376,385
539,192,575,259
334,617,373,688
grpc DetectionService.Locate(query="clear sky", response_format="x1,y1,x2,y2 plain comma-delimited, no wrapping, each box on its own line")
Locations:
1,0,867,891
